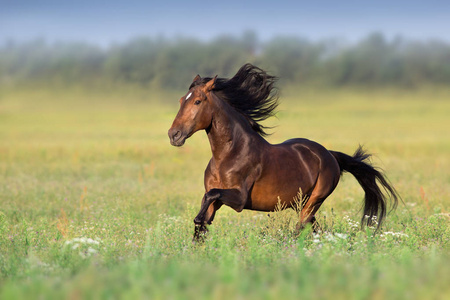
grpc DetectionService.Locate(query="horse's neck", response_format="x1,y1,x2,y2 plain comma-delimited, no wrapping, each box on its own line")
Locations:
207,99,266,161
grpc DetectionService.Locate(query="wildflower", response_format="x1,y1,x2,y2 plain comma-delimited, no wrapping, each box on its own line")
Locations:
335,233,348,239
87,247,98,254
63,237,102,258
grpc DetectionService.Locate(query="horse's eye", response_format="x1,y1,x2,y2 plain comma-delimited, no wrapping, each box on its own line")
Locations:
194,100,201,105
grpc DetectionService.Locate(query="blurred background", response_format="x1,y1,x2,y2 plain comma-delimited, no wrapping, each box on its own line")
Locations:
1,0,450,90
1,2,450,298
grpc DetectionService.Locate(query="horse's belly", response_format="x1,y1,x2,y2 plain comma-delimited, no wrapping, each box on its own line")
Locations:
247,165,317,211
248,185,302,211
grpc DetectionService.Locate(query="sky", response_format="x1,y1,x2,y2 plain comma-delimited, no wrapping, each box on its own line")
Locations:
1,0,450,46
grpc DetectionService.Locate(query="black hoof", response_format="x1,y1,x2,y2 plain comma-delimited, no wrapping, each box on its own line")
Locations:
193,224,208,243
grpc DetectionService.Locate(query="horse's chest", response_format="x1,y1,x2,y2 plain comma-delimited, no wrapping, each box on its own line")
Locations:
206,159,252,189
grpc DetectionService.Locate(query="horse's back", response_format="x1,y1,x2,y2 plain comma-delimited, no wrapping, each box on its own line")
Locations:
281,138,332,158
279,138,340,179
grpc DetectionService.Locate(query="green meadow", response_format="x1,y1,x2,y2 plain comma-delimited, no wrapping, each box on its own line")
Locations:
0,86,449,299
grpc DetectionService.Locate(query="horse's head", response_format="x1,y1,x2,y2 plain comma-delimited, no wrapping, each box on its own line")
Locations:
168,75,217,146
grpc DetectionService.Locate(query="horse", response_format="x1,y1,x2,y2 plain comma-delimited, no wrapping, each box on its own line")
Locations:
168,63,398,241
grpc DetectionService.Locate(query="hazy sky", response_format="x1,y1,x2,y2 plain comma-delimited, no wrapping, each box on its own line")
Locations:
2,0,450,46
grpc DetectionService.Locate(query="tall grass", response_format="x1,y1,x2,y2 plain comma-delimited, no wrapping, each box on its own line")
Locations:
0,86,449,299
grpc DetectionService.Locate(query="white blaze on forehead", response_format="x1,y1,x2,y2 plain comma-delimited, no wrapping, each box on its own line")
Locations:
185,92,192,101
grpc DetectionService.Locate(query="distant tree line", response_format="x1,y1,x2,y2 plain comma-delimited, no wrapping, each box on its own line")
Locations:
1,32,450,89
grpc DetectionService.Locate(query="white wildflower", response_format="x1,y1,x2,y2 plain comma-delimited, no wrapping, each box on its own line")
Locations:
87,247,98,254
335,233,348,239
63,237,102,258
380,230,409,242
324,233,336,242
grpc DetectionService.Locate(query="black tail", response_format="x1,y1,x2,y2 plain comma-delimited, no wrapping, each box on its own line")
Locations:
330,146,399,230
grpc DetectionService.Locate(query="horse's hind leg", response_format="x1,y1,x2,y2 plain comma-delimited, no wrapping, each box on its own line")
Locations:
296,173,338,232
295,196,325,233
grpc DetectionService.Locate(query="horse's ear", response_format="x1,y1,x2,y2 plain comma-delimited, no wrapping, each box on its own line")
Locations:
204,75,217,92
193,74,201,83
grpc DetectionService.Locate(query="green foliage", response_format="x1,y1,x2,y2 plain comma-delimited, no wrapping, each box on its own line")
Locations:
0,87,449,299
2,32,450,89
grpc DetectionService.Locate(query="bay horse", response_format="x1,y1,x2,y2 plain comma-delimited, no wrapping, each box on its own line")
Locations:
168,64,398,240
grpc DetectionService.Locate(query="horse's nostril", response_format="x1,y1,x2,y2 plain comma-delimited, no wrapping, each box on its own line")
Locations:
169,129,186,146
171,130,182,142
169,129,182,144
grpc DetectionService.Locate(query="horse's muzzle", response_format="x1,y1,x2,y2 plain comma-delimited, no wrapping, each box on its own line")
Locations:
168,128,186,146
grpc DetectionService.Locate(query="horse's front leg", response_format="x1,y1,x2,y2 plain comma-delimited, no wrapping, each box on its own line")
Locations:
192,194,222,242
192,188,246,242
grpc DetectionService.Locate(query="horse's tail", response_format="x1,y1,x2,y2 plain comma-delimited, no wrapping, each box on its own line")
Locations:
330,146,399,230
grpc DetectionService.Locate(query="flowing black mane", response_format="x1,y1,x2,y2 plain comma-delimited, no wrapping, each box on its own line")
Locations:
190,63,279,136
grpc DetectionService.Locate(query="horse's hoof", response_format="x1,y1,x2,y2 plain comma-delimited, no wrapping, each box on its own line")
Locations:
192,234,206,244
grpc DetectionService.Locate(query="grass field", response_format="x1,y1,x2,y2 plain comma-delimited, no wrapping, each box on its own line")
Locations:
0,86,449,299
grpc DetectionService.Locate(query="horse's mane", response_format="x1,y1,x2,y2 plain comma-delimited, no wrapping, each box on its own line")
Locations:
190,63,279,136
